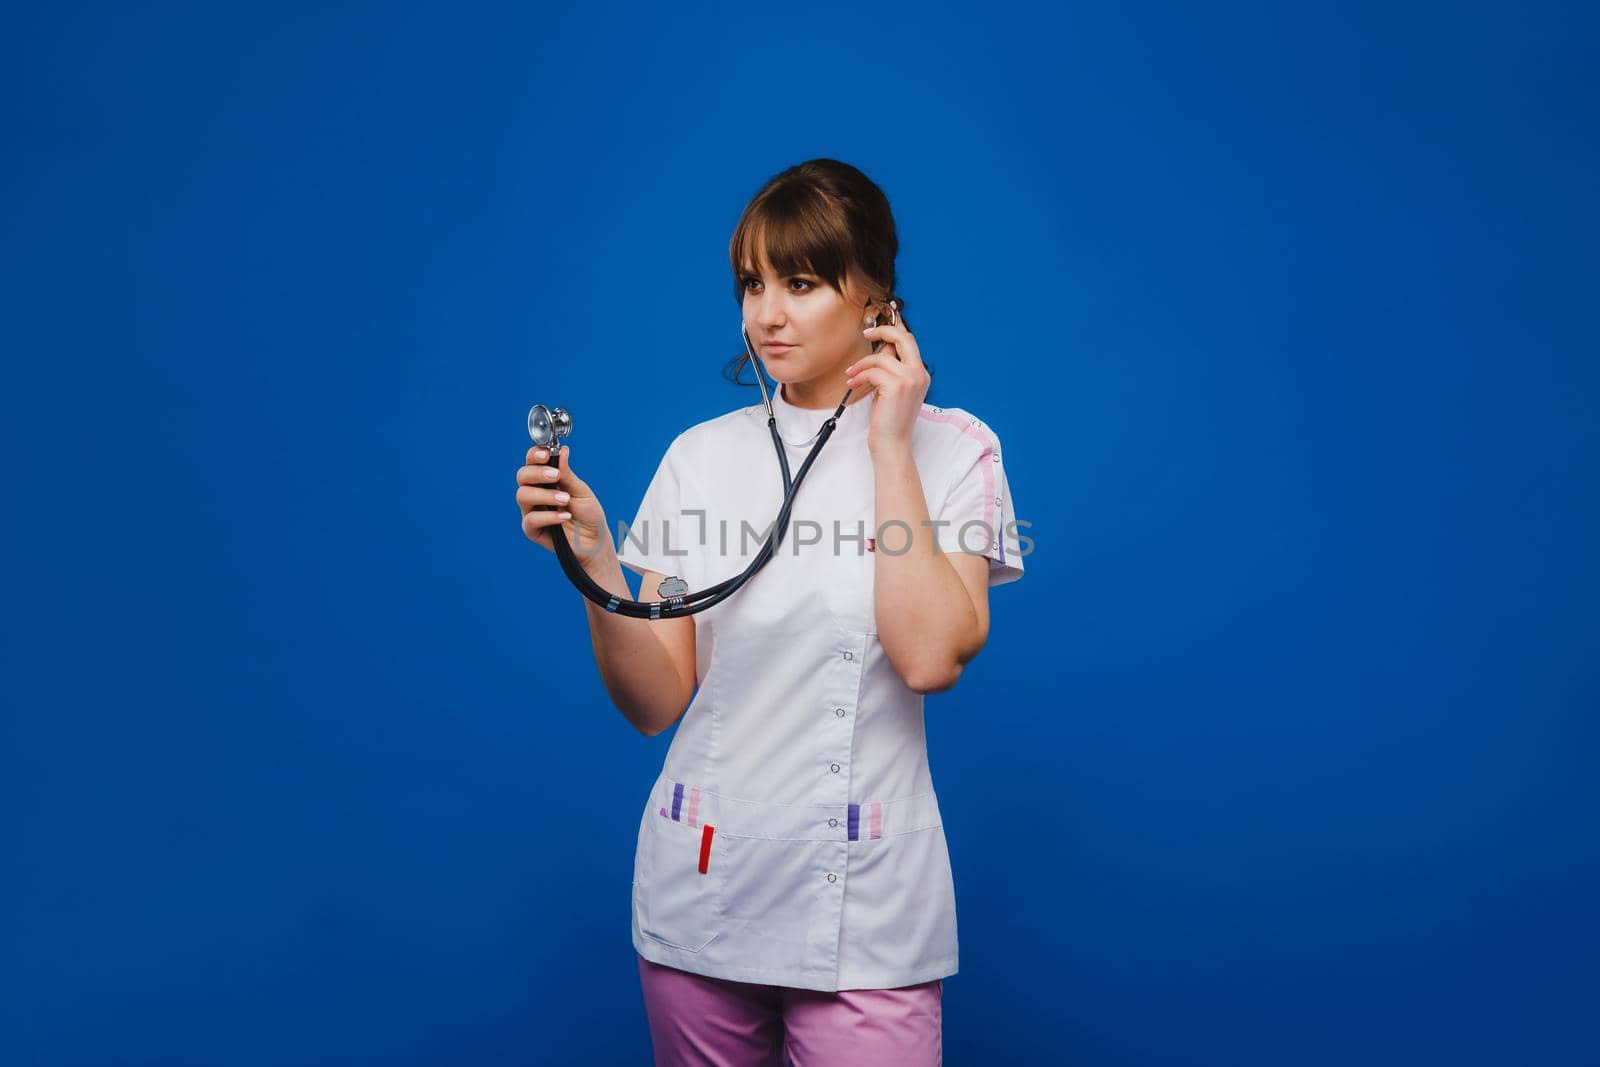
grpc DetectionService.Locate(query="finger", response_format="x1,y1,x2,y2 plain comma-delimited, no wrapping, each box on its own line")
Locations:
523,508,573,531
524,444,580,481
846,367,896,392
862,322,913,344
847,349,930,392
550,444,597,497
845,353,916,390
844,352,905,378
862,324,922,368
516,485,573,513
517,464,565,488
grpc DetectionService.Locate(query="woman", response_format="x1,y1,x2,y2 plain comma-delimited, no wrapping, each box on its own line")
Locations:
516,159,1024,1065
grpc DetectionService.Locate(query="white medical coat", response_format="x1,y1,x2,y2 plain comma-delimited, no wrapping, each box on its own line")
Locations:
615,381,1024,991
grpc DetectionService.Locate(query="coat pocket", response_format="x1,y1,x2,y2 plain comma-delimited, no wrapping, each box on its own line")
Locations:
716,833,822,973
637,809,722,953
823,536,878,636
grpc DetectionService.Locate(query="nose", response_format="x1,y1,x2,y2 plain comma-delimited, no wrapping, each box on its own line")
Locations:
754,289,786,329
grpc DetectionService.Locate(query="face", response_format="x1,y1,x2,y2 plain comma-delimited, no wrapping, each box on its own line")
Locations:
739,258,880,389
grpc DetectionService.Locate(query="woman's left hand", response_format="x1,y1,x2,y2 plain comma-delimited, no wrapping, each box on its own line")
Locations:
847,323,931,458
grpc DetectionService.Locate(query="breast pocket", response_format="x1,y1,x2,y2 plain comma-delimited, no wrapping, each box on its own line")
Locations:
823,525,878,636
636,808,723,954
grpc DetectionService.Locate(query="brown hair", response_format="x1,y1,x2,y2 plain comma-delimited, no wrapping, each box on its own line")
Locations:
723,158,934,392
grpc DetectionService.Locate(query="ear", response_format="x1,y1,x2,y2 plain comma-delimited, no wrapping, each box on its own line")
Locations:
858,291,890,329
845,270,887,328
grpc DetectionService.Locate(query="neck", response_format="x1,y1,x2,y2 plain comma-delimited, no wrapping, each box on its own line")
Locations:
782,380,848,410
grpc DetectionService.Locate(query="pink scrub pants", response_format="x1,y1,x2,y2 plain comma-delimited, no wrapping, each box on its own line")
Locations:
637,954,943,1066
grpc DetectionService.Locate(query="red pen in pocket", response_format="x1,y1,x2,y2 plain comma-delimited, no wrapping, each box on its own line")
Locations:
699,824,715,874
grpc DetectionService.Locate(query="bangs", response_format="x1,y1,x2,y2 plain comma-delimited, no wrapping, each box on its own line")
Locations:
729,184,854,302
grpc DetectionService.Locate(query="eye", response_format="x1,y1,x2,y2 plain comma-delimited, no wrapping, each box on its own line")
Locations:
741,276,814,294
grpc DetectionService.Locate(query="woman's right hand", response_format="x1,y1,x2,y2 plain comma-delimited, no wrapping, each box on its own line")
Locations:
516,444,615,573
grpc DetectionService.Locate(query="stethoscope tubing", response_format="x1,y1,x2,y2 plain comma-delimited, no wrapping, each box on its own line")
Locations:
536,299,896,620
544,409,839,619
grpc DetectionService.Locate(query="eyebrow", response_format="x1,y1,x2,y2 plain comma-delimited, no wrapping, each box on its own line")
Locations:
739,267,815,278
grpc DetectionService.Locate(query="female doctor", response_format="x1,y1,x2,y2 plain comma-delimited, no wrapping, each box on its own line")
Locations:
515,159,1024,1066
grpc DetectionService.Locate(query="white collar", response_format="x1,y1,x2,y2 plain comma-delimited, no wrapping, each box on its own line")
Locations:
767,380,874,446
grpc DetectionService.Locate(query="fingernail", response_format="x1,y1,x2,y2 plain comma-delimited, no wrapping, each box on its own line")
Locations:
545,468,559,479
554,491,570,504
533,448,547,459
558,511,572,520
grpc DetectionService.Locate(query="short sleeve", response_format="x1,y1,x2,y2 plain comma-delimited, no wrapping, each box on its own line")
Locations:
933,425,1025,587
614,437,697,581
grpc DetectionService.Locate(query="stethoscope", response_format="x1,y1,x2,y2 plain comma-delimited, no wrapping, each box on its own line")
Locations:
526,299,901,620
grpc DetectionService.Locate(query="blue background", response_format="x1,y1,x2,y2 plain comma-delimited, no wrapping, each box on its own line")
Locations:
5,3,1596,1064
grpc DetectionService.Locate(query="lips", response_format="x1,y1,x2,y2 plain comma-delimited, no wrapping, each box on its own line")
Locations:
761,342,795,351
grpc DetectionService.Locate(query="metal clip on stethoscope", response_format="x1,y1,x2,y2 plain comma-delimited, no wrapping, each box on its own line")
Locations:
526,300,900,620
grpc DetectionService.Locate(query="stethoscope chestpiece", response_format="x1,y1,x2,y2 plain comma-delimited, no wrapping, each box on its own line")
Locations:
527,403,573,448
